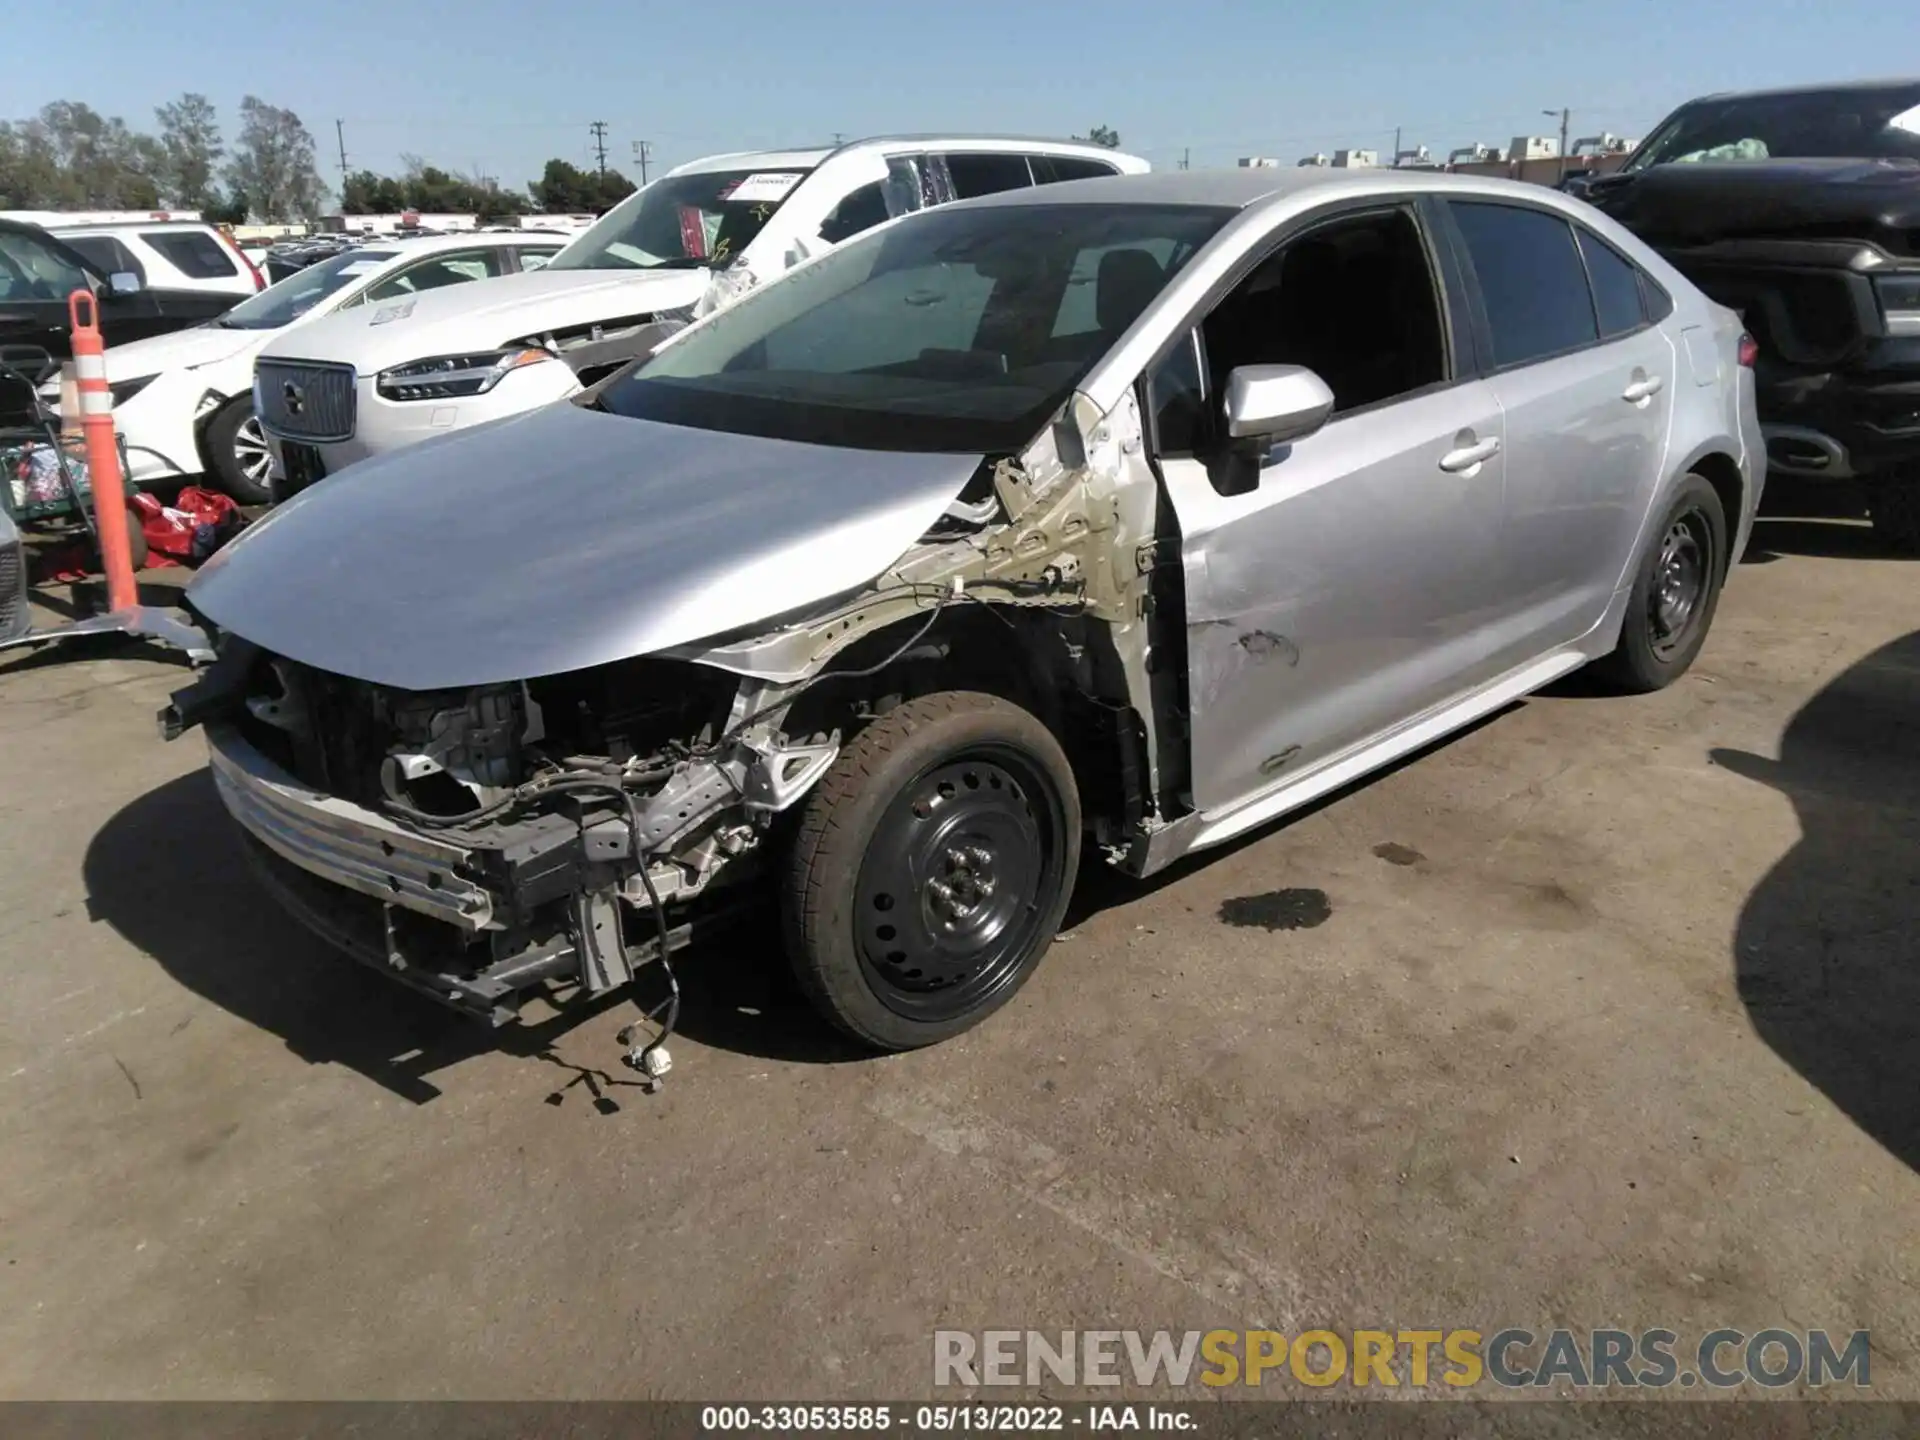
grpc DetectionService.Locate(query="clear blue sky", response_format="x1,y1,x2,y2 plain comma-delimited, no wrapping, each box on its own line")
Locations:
15,0,1917,190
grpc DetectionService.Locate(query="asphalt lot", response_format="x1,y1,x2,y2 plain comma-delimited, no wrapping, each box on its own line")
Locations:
1,493,1916,1401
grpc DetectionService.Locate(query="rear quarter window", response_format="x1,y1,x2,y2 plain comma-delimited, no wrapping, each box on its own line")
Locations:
1030,155,1120,185
1577,229,1648,338
141,229,238,279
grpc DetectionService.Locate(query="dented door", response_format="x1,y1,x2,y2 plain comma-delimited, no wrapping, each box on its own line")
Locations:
1161,383,1509,815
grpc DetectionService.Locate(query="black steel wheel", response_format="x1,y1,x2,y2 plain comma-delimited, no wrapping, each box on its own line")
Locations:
782,692,1081,1051
1593,472,1728,694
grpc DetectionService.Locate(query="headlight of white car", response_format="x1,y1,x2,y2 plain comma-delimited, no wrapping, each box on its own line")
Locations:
375,347,554,402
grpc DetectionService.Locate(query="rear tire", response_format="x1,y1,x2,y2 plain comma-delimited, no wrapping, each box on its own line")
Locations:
1867,478,1920,556
1592,472,1727,694
781,691,1081,1052
205,398,273,506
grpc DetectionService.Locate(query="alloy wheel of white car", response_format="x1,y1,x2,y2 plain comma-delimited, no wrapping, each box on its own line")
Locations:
232,415,273,490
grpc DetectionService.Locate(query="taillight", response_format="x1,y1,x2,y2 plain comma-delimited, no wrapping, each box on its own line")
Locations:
1737,333,1758,368
219,230,266,291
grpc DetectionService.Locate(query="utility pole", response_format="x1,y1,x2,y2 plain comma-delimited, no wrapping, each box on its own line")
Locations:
335,119,350,200
630,139,652,185
1393,126,1402,166
1543,107,1570,183
1180,147,1190,170
589,120,609,178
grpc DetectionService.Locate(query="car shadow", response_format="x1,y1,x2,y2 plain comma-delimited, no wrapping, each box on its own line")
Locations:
1711,629,1920,1171
81,771,869,1104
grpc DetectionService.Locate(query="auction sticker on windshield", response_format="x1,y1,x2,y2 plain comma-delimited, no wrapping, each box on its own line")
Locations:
724,172,804,204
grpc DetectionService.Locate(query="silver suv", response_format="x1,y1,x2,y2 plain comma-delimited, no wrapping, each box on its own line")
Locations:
166,168,1762,1058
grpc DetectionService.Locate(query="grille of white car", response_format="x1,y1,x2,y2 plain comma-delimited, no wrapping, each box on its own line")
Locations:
256,360,356,443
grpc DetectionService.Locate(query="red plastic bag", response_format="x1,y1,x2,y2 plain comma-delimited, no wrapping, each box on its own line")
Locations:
131,486,245,564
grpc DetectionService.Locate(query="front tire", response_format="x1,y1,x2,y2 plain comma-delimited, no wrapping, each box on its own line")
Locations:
1867,478,1920,555
1592,472,1728,694
781,691,1081,1051
205,399,273,505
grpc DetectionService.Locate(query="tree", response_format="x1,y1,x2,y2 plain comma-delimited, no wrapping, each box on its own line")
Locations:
1076,125,1122,149
223,96,326,221
6,102,163,207
154,93,223,208
528,157,634,214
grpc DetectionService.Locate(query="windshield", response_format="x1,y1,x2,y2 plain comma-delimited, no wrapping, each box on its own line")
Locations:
1627,83,1920,169
546,167,815,272
597,202,1232,454
216,248,397,330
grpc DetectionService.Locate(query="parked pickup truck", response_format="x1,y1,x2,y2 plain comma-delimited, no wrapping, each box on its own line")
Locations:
1580,79,1920,551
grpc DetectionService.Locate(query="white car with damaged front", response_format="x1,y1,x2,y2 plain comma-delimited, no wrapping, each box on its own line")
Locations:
250,136,1147,497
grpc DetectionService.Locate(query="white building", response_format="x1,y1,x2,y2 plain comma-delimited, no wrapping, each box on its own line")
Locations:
1332,149,1378,168
1237,156,1280,168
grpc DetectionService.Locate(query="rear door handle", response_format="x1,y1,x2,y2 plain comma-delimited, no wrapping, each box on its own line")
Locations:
1438,436,1500,472
1622,375,1665,402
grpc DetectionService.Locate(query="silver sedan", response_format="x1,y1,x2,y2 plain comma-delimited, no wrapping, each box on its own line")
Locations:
177,167,1763,1056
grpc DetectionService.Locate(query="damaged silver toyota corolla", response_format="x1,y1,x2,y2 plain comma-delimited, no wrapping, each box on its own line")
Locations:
162,169,1761,1062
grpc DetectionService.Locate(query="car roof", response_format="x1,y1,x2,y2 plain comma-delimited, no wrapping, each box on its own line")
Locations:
945,165,1602,214
1684,76,1920,104
47,219,222,233
670,134,1146,177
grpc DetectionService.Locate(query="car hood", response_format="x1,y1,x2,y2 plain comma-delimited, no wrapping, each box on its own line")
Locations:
103,322,261,381
1586,158,1920,247
187,402,983,690
256,267,710,373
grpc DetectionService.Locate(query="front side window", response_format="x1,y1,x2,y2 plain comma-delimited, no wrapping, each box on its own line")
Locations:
1626,83,1920,168
598,201,1231,454
214,248,398,330
817,182,894,246
0,231,92,301
365,249,504,301
1448,202,1598,368
516,247,558,272
546,167,816,272
1578,229,1648,338
1199,208,1448,417
142,229,237,279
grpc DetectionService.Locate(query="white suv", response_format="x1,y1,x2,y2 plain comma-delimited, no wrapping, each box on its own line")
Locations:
253,136,1147,494
79,234,561,503
52,221,265,301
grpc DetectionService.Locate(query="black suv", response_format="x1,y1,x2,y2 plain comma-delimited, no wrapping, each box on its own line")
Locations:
0,218,234,370
1582,80,1920,551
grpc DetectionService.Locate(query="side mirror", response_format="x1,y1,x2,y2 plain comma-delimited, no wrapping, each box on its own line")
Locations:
108,271,143,297
1222,364,1334,447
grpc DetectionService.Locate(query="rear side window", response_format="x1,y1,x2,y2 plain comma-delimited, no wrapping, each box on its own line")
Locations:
944,153,1033,199
1448,201,1598,368
1577,229,1647,337
63,235,144,283
1031,155,1119,185
141,229,238,279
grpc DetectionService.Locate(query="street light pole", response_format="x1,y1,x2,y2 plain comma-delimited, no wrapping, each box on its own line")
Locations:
1543,107,1570,184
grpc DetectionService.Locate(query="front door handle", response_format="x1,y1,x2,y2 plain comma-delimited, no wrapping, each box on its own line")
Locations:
1438,435,1501,472
1622,375,1665,402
